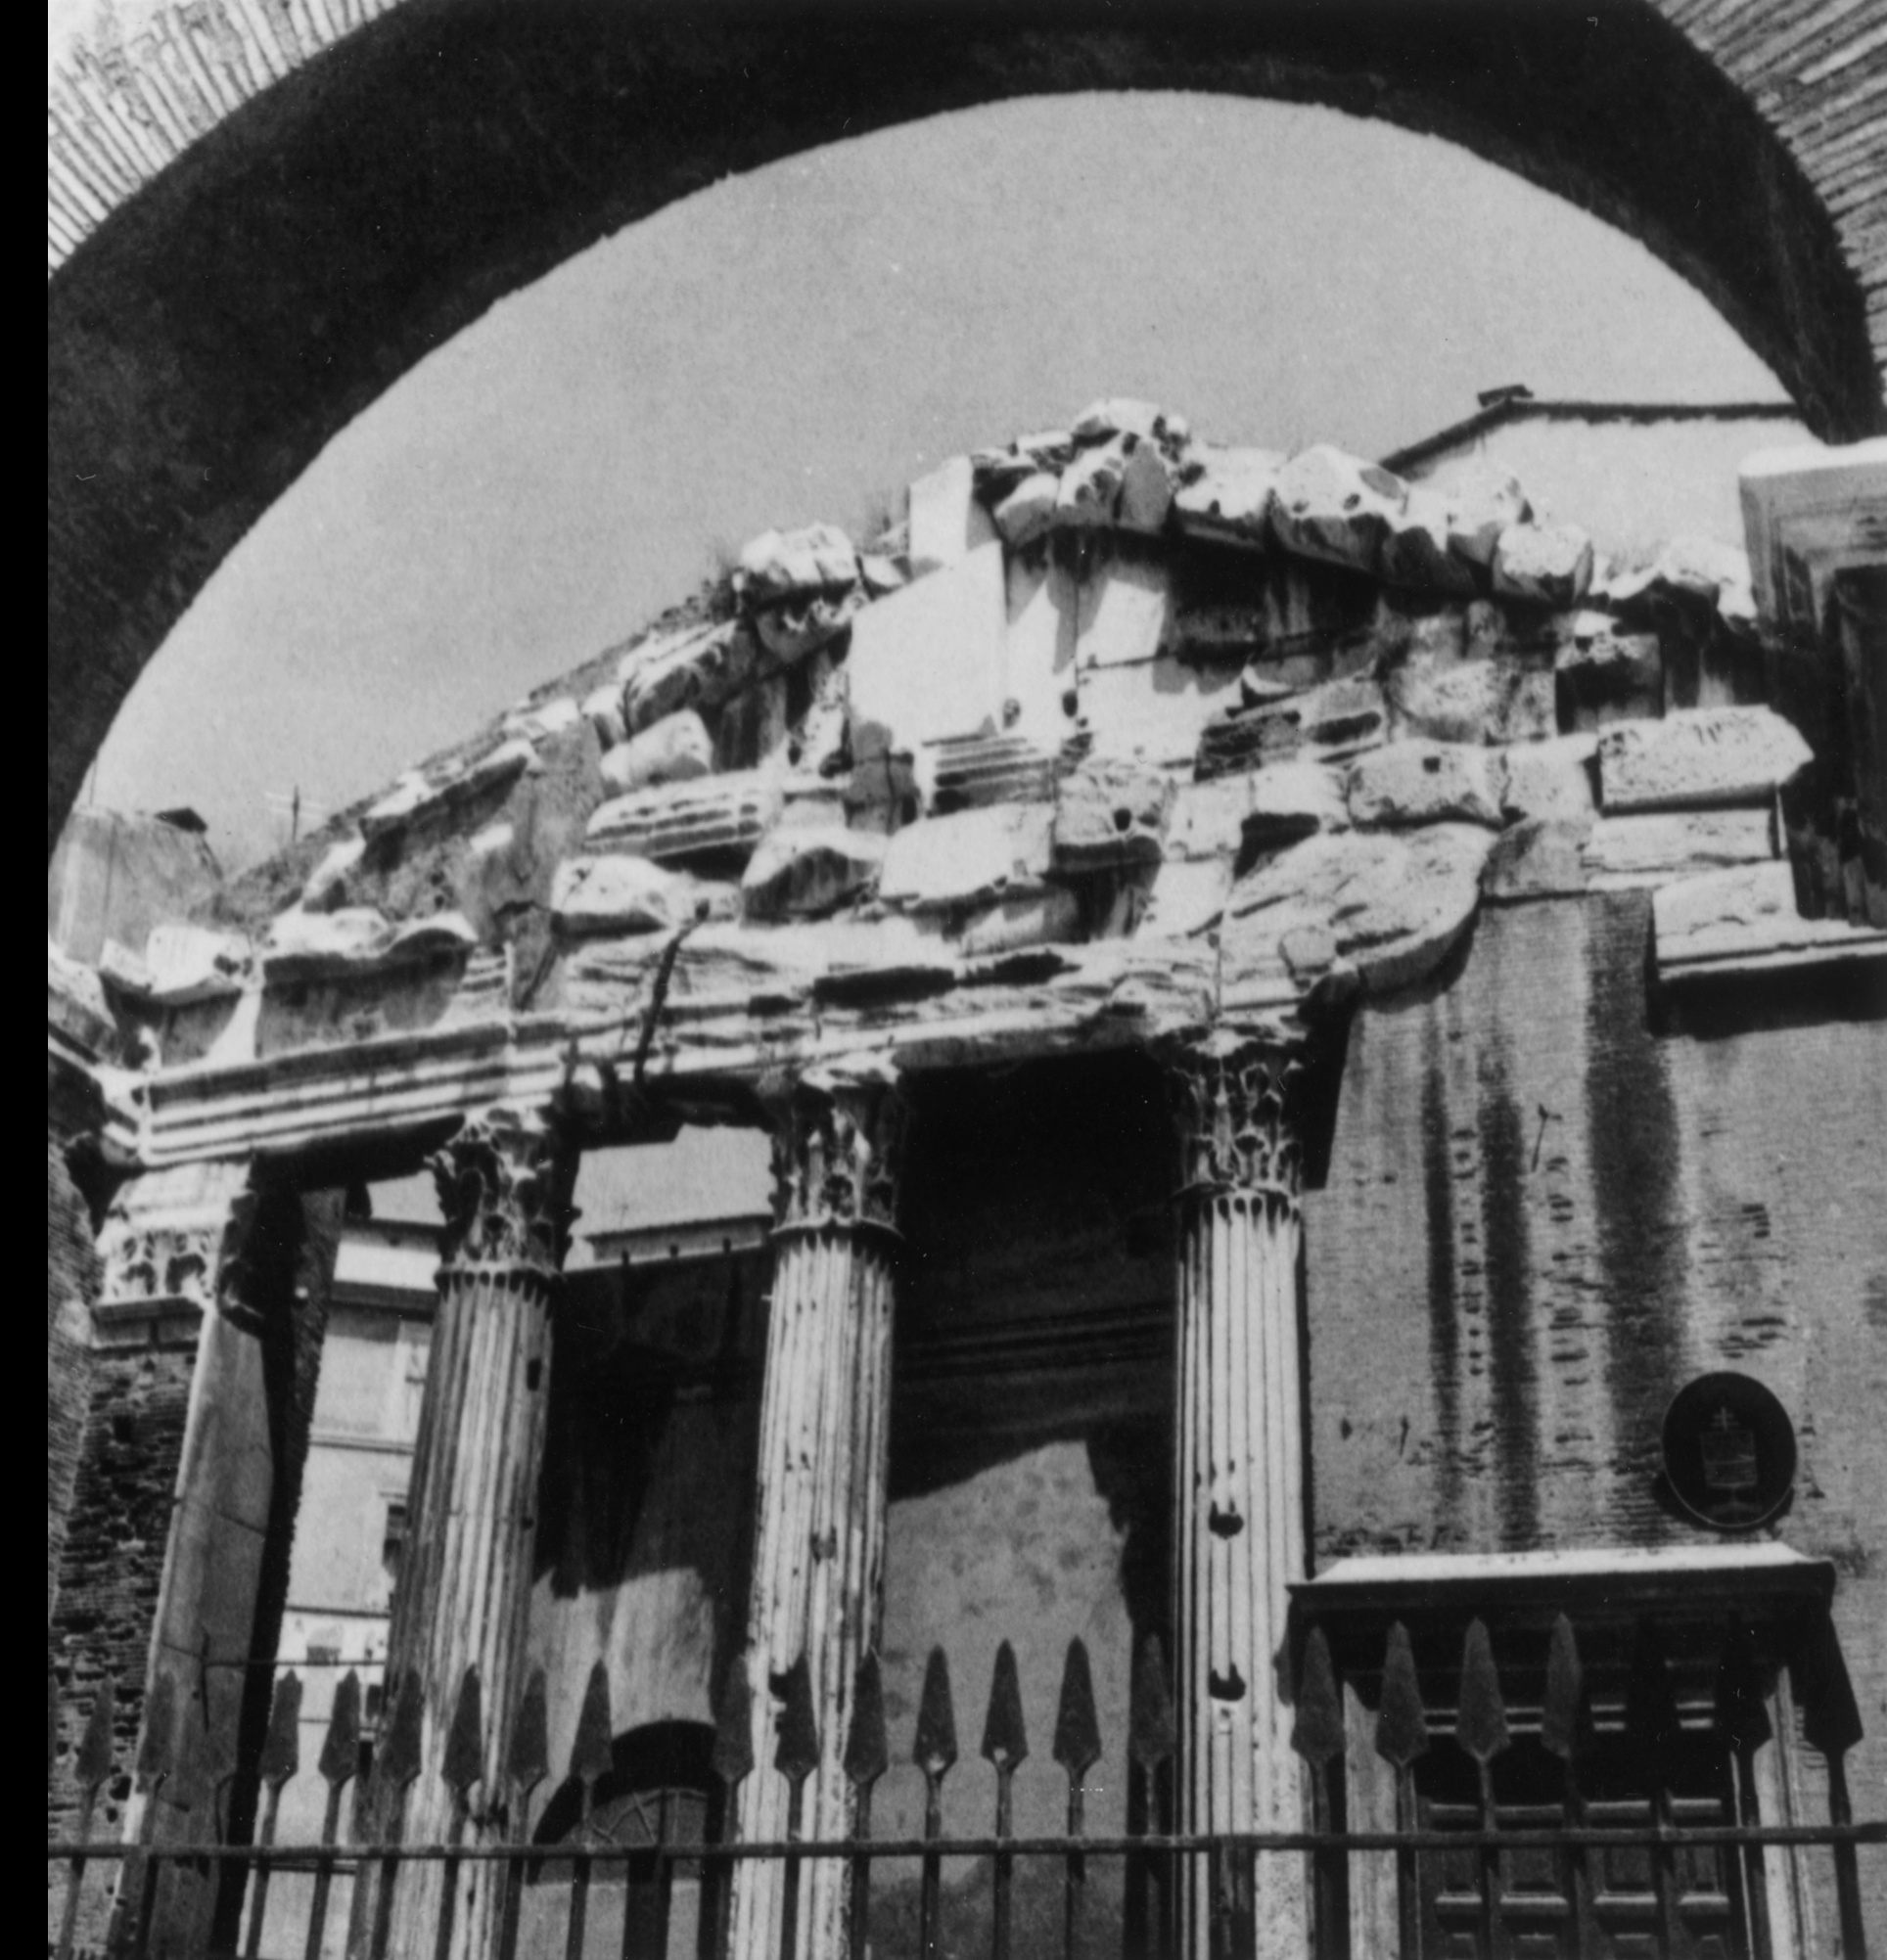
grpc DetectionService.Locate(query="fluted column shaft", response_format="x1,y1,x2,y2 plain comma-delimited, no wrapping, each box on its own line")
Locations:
731,1067,906,1960
1170,1032,1311,1960
349,1108,570,1960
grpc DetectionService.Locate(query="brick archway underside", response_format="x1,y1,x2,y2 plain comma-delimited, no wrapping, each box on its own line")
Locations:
46,0,1887,854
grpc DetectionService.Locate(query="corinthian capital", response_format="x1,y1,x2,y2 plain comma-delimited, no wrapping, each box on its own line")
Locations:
430,1107,570,1280
1168,1026,1307,1205
769,1061,907,1239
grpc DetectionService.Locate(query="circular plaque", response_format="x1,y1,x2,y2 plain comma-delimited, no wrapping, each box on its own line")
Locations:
1661,1373,1797,1530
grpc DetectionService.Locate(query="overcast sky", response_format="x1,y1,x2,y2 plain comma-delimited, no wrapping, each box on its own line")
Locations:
88,93,1786,868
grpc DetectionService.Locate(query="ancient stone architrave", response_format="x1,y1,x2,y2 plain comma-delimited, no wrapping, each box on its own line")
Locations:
1167,1028,1312,1960
350,1106,572,1960
94,1159,258,1344
733,1063,906,1960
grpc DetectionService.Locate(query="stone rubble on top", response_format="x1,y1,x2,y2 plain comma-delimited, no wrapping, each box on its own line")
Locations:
66,396,1880,1072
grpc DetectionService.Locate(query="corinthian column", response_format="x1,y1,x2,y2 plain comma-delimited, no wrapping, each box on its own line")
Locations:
349,1107,571,1960
730,1063,906,1960
1169,1029,1312,1960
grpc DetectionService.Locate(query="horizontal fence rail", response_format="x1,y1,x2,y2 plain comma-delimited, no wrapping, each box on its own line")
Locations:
50,1612,1886,1960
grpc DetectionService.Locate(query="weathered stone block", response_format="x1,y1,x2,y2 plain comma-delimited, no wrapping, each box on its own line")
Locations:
1582,808,1775,886
1117,443,1175,535
1438,461,1531,569
585,769,783,867
993,473,1061,548
580,680,628,751
1244,759,1354,844
1500,734,1597,821
753,590,861,668
1173,445,1283,549
1055,438,1129,529
878,802,1055,911
262,906,391,974
1380,490,1478,595
1346,741,1505,828
1166,776,1257,861
1387,653,1553,746
599,710,714,796
1080,658,1242,767
1077,548,1172,669
740,822,886,921
1196,675,1387,779
1553,615,1662,728
551,855,691,935
1141,855,1235,938
1003,552,1074,749
140,925,250,1005
1652,859,1887,978
1223,823,1494,997
927,732,1062,812
1071,398,1189,451
849,541,1007,759
1052,757,1174,870
908,455,997,575
501,696,582,744
1481,817,1593,903
361,739,534,839
733,523,857,605
622,620,762,732
301,833,366,911
1269,446,1407,573
1493,523,1593,607
958,886,1083,956
1596,707,1813,811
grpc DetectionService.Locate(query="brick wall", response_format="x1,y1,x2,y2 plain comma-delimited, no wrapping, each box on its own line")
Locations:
47,1130,99,1624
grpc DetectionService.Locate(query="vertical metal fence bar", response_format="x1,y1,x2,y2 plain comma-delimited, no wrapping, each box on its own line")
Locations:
1826,1760,1868,1960
115,1670,176,1960
774,1654,821,1960
367,1667,426,1960
1455,1620,1510,1960
1715,1627,1774,1960
913,1648,958,1960
567,1661,616,1960
497,1667,550,1960
710,1659,755,1960
1374,1622,1429,1960
1626,1622,1684,1959
1052,1639,1100,1960
980,1641,1028,1960
434,1665,485,1960
302,1669,361,1960
1128,1634,1175,1960
1541,1616,1599,1960
242,1671,302,1960
843,1653,888,1960
1290,1627,1346,1960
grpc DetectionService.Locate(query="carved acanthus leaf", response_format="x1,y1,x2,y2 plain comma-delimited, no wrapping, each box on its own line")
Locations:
430,1108,568,1278
771,1066,907,1238
1168,1028,1306,1205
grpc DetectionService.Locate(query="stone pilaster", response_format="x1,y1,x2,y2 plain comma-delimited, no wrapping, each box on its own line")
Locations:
89,1161,265,1953
730,1063,906,1960
1168,1029,1312,1960
350,1107,571,1960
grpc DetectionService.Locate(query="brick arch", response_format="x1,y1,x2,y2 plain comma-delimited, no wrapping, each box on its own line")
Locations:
46,0,1887,853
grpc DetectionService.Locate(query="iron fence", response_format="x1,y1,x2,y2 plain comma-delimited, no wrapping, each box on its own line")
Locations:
49,1616,1885,1960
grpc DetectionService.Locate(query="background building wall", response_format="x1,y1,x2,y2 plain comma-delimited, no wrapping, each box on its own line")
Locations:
1306,889,1887,1941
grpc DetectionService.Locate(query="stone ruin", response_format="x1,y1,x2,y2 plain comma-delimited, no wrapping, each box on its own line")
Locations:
69,397,1876,1101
